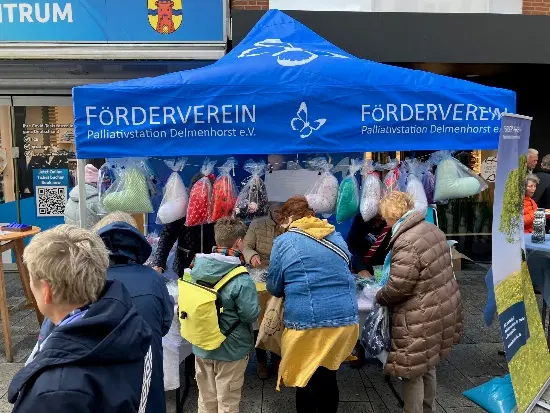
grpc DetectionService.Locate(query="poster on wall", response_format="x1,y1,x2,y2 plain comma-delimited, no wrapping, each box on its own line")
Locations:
32,169,69,217
491,113,550,413
15,106,75,199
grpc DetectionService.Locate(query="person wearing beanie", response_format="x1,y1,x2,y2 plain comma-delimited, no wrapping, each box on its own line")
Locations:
64,164,104,229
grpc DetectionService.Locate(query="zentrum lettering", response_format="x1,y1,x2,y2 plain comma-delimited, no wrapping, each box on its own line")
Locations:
361,104,506,122
85,105,257,126
0,3,73,23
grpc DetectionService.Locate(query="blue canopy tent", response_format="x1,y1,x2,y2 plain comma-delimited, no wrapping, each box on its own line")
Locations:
71,9,515,227
72,9,515,160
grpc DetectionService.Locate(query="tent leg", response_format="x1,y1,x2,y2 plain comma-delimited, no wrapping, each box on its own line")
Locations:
77,160,87,228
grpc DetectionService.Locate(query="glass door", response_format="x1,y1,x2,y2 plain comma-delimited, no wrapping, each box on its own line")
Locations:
10,96,74,232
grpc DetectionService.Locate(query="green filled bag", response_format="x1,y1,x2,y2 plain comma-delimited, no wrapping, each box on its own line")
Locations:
103,167,154,213
336,159,362,223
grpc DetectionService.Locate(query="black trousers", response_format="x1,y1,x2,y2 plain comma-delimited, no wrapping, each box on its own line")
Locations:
296,367,339,413
253,330,281,364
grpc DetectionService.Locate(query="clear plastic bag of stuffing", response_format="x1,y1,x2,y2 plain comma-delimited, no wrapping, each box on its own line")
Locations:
186,158,217,227
356,280,382,312
406,159,428,216
431,151,488,201
336,159,363,223
382,159,400,193
234,160,269,220
98,160,116,205
421,161,436,204
156,158,188,225
360,304,391,360
101,158,154,213
210,158,238,223
360,160,383,222
249,267,269,283
305,157,339,215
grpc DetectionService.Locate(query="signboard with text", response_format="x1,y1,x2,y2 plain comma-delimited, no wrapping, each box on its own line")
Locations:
0,0,224,42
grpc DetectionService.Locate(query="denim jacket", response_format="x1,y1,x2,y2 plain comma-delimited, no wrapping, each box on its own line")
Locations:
267,219,358,330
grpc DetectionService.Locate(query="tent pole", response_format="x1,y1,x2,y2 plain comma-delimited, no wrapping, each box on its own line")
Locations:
77,160,87,228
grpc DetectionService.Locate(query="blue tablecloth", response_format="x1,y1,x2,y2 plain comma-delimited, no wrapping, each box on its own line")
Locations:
524,234,550,307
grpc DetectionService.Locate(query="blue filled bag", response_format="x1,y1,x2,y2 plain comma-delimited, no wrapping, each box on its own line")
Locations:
463,374,517,413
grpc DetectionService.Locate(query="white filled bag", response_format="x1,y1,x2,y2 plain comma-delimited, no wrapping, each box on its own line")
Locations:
360,161,383,222
156,159,188,224
432,151,488,201
407,174,428,216
305,157,339,214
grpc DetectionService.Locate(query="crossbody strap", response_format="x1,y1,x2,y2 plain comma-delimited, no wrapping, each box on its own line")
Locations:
288,228,351,269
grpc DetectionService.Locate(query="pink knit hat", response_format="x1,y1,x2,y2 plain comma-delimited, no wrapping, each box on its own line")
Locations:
85,164,99,184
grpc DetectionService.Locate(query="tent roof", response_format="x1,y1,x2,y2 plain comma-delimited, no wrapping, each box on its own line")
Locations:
73,10,515,159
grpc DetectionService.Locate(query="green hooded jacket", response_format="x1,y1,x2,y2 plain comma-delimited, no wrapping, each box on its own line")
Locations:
191,253,260,361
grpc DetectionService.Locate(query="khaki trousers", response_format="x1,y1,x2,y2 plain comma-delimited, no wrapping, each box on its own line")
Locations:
196,355,249,413
402,367,437,413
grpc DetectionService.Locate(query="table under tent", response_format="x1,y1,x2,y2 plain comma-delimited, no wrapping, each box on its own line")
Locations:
71,9,515,412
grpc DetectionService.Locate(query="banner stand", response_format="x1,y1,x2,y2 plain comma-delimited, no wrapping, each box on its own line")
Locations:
492,113,550,413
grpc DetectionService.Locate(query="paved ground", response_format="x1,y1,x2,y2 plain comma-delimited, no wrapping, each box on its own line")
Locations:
0,263,549,413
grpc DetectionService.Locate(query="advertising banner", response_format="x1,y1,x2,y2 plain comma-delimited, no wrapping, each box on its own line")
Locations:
492,113,550,413
0,0,224,42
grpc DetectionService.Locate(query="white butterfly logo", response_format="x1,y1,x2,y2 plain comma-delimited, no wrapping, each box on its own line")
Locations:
291,102,326,139
238,38,348,67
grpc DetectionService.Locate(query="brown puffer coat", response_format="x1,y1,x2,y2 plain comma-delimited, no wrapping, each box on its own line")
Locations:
243,211,284,267
376,211,463,379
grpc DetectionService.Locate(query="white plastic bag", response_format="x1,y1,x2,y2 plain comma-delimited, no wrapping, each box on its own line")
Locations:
156,159,188,225
305,157,339,214
382,159,400,193
406,160,428,216
360,304,391,361
357,281,382,312
360,160,383,222
186,159,216,227
336,159,363,223
210,158,238,223
234,160,269,220
163,280,183,391
102,158,154,213
432,151,488,201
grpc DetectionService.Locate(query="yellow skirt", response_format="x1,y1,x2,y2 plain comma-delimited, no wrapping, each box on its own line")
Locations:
276,324,359,391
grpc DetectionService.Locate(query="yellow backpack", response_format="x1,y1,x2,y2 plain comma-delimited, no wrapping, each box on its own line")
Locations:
178,266,248,351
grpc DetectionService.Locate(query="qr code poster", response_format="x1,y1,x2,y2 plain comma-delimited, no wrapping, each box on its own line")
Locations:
36,186,67,217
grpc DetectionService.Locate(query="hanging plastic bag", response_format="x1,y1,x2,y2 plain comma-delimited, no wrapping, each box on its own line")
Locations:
102,158,154,214
432,151,488,201
397,161,409,192
382,159,400,194
421,162,436,204
360,160,383,222
356,281,382,312
210,158,238,223
463,374,517,413
336,159,363,223
234,160,269,220
186,159,216,227
360,304,391,361
156,159,188,225
98,161,116,205
305,157,339,215
406,160,428,216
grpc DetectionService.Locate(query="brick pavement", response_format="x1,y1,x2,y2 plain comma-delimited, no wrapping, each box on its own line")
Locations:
0,264,548,412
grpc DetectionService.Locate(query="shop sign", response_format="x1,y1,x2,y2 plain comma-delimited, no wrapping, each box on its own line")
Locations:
0,0,224,42
480,156,497,183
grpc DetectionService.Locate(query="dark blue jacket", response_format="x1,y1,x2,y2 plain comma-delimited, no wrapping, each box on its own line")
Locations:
98,222,174,413
9,280,153,413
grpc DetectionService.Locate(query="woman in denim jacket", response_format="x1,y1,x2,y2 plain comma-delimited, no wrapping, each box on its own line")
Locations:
267,196,359,413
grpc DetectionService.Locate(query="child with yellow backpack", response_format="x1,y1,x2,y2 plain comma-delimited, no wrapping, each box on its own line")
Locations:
179,218,260,413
